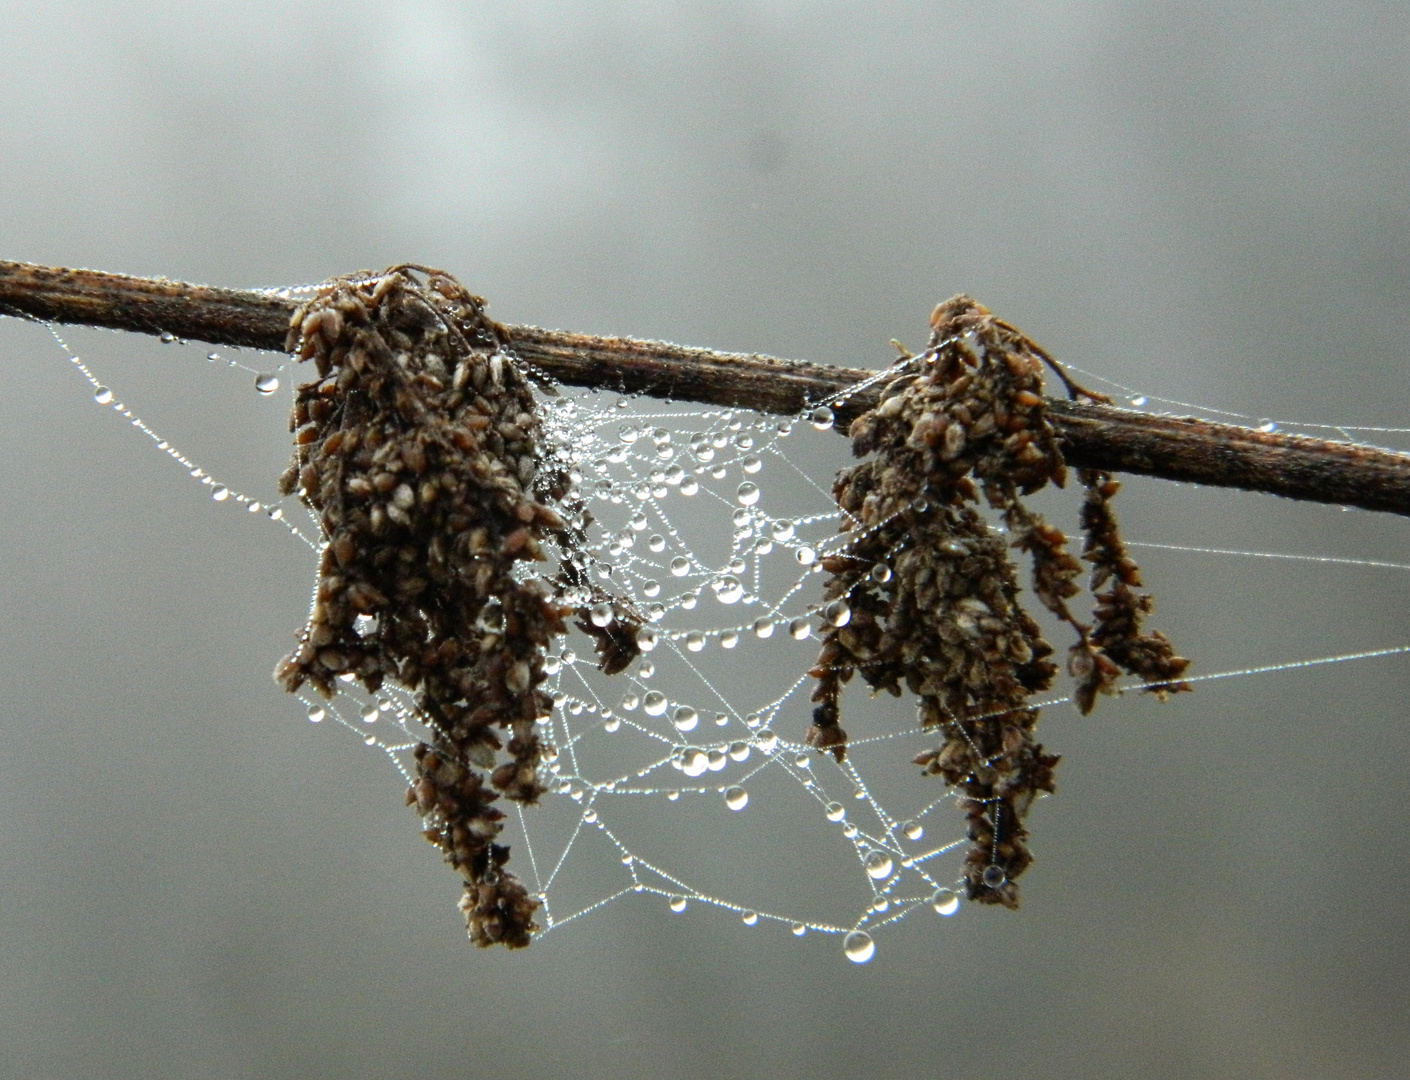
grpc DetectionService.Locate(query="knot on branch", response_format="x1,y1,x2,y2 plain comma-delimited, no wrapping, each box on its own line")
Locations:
272,266,574,947
809,295,1189,908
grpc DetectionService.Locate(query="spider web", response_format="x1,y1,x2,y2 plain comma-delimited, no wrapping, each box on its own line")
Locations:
30,313,1410,965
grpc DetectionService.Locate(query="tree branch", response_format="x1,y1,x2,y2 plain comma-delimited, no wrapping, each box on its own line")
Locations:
4,259,1408,517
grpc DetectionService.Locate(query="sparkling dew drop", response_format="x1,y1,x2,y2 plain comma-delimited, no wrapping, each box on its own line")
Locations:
843,930,875,964
723,785,748,811
931,888,961,916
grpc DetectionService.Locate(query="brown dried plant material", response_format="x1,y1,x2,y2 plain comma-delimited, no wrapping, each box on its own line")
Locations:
273,266,574,948
809,296,1188,908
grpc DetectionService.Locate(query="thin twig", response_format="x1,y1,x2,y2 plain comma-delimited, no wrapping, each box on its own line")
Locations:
3,259,1409,517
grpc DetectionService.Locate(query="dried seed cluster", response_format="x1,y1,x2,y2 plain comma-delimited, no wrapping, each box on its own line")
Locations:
273,266,572,948
809,296,1188,908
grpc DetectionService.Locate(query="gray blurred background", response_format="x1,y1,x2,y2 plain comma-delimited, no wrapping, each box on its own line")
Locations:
2,3,1408,1078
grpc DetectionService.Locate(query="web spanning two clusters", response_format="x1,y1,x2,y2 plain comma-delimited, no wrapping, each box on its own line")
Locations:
266,267,1192,959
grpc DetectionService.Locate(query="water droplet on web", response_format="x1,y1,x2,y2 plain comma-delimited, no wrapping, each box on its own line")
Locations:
742,454,762,474
810,406,834,430
672,706,698,732
795,546,816,566
589,602,614,627
742,910,759,925
603,716,621,733
1129,395,1147,408
755,728,778,752
982,865,1007,888
791,922,807,937
636,627,658,651
583,808,598,823
753,537,773,555
733,432,754,450
1258,419,1277,433
679,478,699,496
648,534,667,553
902,820,924,840
843,931,875,964
618,424,639,444
715,712,729,726
719,630,739,649
642,579,661,598
207,352,220,362
723,785,749,811
870,562,892,584
793,753,811,770
669,896,688,913
360,704,378,723
707,749,727,771
620,692,640,711
714,576,743,604
745,713,762,729
770,520,795,541
255,373,280,395
629,510,648,531
560,648,577,664
643,691,668,716
681,748,709,777
670,556,690,576
680,593,698,610
823,600,851,627
543,655,562,675
728,557,747,574
159,331,177,344
93,386,114,405
753,617,775,638
211,487,230,502
307,705,325,723
872,897,889,913
789,618,812,640
685,631,706,652
647,603,665,621
862,850,895,881
728,741,750,761
825,802,846,822
931,888,960,916
842,822,858,838
736,482,760,506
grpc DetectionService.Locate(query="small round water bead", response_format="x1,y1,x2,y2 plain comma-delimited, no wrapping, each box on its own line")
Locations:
843,931,876,964
864,850,894,880
930,888,961,916
723,786,749,811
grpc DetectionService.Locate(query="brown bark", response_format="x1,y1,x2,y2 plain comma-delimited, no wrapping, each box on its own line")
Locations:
3,259,1408,517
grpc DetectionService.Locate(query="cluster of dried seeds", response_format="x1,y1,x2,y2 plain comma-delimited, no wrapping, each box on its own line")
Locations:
809,296,1189,907
273,266,573,947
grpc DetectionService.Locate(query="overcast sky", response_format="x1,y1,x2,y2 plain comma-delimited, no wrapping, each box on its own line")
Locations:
1,4,1408,1079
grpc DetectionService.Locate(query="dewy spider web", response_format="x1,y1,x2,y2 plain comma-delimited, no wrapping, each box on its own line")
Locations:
29,306,1410,964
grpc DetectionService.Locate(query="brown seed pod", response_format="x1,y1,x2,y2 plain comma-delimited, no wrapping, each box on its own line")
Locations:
812,296,1186,908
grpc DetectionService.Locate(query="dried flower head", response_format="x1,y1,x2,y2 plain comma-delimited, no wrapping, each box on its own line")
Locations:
810,296,1189,908
274,266,573,947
